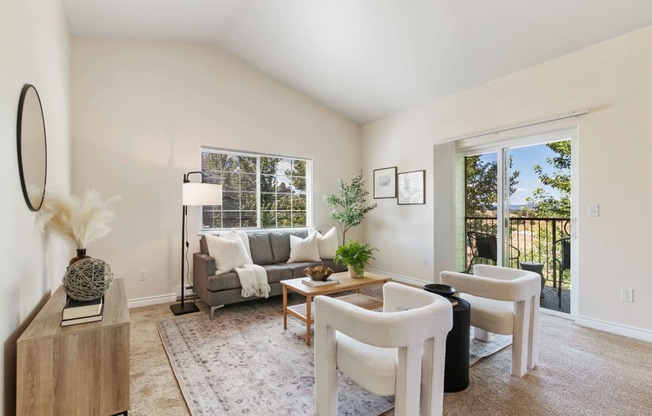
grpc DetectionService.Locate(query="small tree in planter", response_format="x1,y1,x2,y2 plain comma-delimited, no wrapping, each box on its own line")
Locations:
323,172,377,243
334,240,378,278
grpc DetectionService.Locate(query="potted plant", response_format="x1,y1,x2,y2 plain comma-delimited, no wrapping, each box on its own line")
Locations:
323,172,377,243
334,240,378,278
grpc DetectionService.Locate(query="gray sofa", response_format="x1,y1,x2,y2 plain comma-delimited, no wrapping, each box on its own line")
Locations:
193,229,346,317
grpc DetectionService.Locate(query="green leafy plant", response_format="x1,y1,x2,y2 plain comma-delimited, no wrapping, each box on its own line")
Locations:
323,172,377,243
334,240,378,277
465,154,520,216
525,140,571,218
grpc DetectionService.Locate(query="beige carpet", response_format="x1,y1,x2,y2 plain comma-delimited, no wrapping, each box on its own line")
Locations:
130,294,652,416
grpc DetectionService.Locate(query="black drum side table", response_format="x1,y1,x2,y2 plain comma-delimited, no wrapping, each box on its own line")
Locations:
423,285,470,392
444,297,470,392
521,261,545,297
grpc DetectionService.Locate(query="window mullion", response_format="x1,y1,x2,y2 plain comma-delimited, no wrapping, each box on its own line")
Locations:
289,164,294,227
274,175,278,228
256,157,261,229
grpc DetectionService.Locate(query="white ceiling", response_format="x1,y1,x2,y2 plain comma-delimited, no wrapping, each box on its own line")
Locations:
61,0,652,124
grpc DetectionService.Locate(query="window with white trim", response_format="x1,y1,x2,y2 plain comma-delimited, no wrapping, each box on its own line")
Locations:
200,148,311,230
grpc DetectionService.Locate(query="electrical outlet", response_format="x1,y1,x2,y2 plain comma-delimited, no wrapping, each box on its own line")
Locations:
139,270,147,281
421,258,428,267
588,204,600,217
621,288,633,302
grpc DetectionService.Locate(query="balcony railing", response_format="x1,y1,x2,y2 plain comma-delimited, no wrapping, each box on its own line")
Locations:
465,216,570,287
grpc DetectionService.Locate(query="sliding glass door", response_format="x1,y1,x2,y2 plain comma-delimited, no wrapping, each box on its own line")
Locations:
461,130,575,313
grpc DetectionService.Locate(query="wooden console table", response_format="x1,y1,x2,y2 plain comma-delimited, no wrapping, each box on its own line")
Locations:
17,279,130,416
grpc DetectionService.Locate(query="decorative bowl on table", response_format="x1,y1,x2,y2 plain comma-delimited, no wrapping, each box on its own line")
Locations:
423,283,457,298
302,265,335,281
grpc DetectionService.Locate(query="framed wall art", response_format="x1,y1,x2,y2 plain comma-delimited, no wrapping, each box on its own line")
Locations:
373,166,397,199
397,170,425,205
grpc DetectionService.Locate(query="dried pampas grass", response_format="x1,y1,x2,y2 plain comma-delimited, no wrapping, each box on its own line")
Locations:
38,189,120,249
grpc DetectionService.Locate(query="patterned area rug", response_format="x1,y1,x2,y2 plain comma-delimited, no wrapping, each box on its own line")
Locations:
470,332,512,366
157,297,511,416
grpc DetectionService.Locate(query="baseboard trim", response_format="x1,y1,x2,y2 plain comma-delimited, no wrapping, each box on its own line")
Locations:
128,293,177,309
540,308,574,320
575,315,652,343
366,268,430,287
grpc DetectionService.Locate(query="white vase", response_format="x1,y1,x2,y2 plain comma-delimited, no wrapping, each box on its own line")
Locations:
348,268,364,278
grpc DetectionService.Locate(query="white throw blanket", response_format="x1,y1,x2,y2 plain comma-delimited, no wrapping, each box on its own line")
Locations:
235,264,271,298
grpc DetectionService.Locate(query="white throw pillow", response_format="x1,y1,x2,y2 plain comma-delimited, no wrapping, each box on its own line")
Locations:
220,229,253,264
314,227,339,259
205,234,252,275
236,230,253,262
287,233,321,263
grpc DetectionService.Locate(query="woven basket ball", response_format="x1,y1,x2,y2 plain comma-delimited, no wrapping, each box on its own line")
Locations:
63,258,114,301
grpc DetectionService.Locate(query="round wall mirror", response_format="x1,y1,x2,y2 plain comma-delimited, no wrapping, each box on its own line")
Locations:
17,84,47,211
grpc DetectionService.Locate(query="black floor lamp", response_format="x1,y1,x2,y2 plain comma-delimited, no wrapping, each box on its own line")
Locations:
170,171,222,315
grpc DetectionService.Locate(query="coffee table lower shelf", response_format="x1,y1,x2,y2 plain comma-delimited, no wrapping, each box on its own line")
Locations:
287,293,383,323
281,272,390,345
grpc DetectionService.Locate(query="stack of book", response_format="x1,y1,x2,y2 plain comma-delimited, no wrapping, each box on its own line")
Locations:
61,296,104,327
301,277,339,287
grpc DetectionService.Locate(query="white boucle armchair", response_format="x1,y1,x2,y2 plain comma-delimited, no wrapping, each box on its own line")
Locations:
440,264,541,377
314,282,453,416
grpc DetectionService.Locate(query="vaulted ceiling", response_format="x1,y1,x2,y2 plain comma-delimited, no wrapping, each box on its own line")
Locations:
62,0,652,124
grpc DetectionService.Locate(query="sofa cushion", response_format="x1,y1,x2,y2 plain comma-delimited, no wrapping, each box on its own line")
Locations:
269,232,291,263
269,230,309,263
207,261,345,290
261,264,294,284
248,232,274,265
206,271,241,292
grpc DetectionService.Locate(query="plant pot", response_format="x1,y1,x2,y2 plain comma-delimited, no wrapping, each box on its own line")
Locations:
348,268,364,279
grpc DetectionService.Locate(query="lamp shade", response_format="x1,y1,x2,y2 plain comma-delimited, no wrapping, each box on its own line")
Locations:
183,183,222,206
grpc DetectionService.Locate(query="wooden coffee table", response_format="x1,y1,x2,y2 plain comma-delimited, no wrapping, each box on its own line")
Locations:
281,271,390,345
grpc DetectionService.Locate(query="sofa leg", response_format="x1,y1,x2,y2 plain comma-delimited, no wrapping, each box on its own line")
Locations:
210,305,224,320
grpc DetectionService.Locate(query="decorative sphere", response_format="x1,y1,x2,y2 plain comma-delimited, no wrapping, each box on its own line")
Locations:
63,258,114,301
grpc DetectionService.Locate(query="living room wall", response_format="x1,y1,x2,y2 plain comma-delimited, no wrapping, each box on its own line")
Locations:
71,38,360,304
361,25,652,338
0,0,70,412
